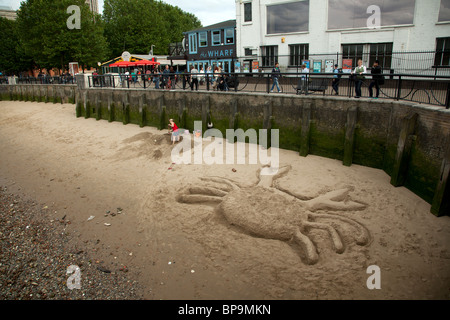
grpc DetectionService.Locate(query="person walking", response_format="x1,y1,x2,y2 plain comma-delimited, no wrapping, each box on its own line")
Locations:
352,59,367,98
368,60,383,99
270,62,282,93
332,64,341,95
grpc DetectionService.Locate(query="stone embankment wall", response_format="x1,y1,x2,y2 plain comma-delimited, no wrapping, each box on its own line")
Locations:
1,84,448,216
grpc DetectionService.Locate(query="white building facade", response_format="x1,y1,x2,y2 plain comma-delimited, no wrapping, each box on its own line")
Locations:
235,0,450,75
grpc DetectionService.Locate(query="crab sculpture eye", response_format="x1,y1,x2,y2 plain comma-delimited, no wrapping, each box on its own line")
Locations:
177,166,371,265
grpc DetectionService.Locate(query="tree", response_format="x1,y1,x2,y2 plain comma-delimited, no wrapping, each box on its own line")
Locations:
0,18,19,75
0,17,33,75
103,0,202,58
16,0,109,74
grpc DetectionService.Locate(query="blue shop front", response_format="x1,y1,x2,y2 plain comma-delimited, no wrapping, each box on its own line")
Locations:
184,20,237,73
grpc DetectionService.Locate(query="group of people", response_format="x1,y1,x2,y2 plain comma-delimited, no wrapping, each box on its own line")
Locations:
121,65,178,90
271,59,385,98
332,59,384,98
186,65,237,92
350,59,384,98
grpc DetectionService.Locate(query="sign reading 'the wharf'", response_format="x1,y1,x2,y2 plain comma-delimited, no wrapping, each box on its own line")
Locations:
199,49,235,59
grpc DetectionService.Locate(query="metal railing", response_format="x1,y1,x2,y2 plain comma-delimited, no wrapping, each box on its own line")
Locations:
87,72,450,108
15,76,76,85
235,51,450,77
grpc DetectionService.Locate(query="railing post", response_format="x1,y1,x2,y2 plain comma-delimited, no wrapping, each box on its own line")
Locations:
234,74,238,92
305,74,309,95
206,73,210,91
445,82,450,109
267,74,270,93
396,75,402,101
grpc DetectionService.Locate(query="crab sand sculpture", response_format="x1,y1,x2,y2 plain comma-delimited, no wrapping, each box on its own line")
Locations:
176,166,371,265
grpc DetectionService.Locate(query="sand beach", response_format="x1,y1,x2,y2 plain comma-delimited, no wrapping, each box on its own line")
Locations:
0,100,449,300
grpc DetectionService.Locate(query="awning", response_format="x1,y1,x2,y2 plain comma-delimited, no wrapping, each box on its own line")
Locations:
158,59,186,66
129,59,160,66
109,61,134,67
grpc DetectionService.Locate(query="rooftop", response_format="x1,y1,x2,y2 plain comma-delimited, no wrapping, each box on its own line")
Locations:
184,19,236,34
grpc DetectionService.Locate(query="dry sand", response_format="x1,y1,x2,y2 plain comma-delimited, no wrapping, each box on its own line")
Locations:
0,100,449,300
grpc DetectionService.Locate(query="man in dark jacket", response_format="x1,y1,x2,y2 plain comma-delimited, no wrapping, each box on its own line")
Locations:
270,62,282,93
369,60,383,99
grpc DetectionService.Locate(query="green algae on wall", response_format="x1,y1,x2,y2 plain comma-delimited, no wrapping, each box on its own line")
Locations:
405,145,442,204
309,122,345,161
353,128,387,169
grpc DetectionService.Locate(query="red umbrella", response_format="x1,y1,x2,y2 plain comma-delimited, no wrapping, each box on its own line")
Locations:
130,59,160,66
109,60,133,67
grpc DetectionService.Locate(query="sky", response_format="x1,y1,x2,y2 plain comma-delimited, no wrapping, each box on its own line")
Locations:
2,0,237,27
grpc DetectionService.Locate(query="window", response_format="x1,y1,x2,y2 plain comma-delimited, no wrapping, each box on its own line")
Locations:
342,44,364,69
369,43,393,69
435,37,450,66
261,46,278,67
212,30,221,46
439,0,450,22
199,32,208,47
189,33,197,54
267,1,309,34
328,0,415,30
244,2,252,22
289,44,309,66
225,28,234,44
244,48,253,56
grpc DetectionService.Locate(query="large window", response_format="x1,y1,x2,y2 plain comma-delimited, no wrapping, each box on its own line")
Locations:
289,44,309,66
212,30,221,46
244,2,252,22
328,0,415,30
199,32,207,47
369,43,393,69
225,28,234,44
435,37,450,66
342,44,364,69
189,33,197,54
439,0,450,22
261,46,278,67
267,1,309,34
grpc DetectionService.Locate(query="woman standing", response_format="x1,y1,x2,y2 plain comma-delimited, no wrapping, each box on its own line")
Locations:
153,68,161,89
352,59,367,98
169,66,176,89
212,66,220,91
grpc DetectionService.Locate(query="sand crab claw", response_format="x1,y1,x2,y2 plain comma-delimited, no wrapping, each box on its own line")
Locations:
176,165,371,265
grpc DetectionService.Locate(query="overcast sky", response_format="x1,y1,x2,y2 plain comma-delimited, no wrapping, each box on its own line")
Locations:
2,0,237,27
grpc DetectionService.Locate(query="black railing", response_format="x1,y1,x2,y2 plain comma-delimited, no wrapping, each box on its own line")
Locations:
87,72,450,109
11,76,77,85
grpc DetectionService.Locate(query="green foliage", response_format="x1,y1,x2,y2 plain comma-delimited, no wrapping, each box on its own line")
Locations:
103,0,202,57
6,0,201,75
16,0,109,73
0,17,33,75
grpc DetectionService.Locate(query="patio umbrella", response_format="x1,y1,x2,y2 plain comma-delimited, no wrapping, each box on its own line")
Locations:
109,60,133,67
129,59,160,66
